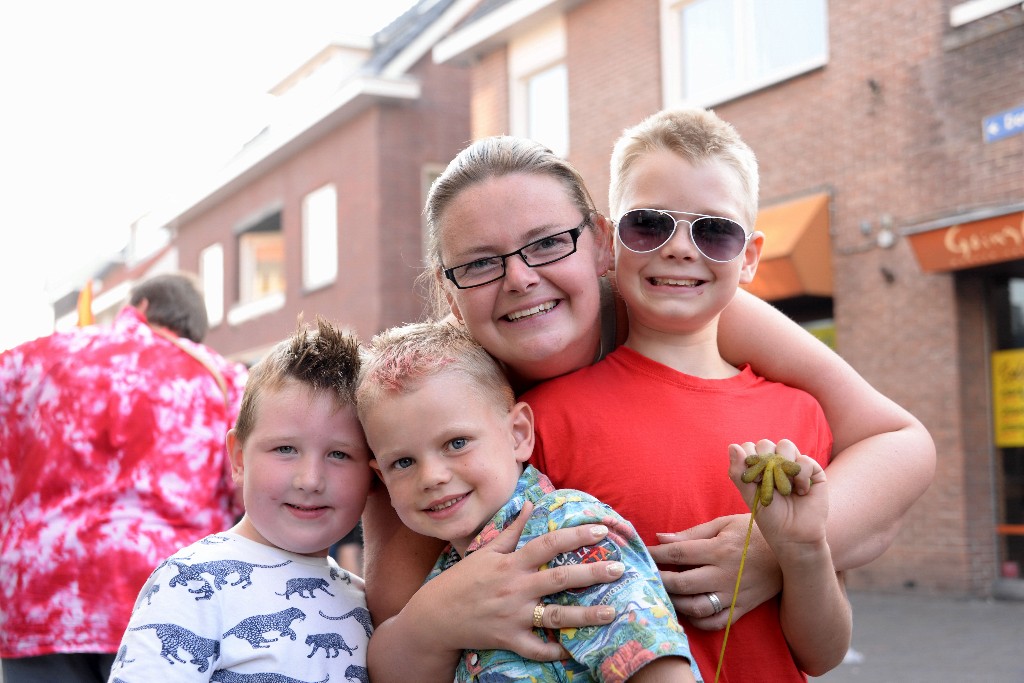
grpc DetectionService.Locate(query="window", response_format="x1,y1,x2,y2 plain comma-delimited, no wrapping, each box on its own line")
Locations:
199,243,224,327
661,0,828,106
302,184,338,290
950,0,1023,27
509,16,569,157
526,64,569,158
237,210,285,304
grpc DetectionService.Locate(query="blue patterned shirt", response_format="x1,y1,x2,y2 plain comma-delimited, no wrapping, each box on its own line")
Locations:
426,465,703,683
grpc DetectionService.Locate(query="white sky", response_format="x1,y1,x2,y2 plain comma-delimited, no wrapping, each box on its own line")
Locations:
0,0,418,351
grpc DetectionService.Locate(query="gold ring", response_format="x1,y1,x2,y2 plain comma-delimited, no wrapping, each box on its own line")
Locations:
532,602,546,628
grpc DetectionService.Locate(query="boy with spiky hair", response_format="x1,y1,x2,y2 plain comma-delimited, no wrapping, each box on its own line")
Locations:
110,318,374,683
356,320,701,683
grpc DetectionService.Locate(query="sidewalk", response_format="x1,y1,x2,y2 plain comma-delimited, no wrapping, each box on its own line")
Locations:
809,590,1024,682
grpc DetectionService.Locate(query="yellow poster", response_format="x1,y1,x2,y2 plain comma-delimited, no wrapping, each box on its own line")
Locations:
992,349,1024,447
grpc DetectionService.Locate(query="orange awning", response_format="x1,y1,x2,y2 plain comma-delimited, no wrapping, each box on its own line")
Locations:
743,192,832,301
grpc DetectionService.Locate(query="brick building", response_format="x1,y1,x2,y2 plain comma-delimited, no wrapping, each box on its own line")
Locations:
70,0,1022,598
122,1,473,363
431,0,1024,598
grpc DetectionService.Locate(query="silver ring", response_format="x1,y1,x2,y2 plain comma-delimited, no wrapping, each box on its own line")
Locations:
706,592,723,614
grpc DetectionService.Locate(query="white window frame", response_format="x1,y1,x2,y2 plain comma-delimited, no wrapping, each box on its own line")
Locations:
302,184,339,291
660,0,829,108
950,0,1023,26
509,15,569,157
199,243,224,327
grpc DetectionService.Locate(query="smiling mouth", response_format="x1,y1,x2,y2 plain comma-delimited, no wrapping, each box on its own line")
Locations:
649,277,702,287
427,494,467,512
287,503,327,512
505,301,557,322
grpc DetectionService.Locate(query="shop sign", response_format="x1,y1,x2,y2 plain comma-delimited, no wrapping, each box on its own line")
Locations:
992,348,1024,447
908,211,1024,273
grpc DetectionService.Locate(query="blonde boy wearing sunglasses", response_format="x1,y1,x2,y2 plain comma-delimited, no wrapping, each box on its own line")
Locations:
522,107,851,682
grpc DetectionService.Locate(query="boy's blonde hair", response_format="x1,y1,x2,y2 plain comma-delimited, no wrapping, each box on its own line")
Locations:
609,107,760,227
356,321,514,422
234,317,361,444
421,136,599,318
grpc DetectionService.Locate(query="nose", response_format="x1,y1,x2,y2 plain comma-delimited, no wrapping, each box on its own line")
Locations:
501,253,540,293
659,219,699,260
294,457,325,493
418,455,452,490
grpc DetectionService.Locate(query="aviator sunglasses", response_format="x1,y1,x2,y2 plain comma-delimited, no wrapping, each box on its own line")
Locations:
616,208,751,262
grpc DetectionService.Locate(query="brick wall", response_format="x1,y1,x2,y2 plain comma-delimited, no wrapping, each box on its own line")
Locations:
546,0,1024,595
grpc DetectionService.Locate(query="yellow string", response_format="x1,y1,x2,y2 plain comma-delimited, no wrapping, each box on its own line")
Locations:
714,491,761,683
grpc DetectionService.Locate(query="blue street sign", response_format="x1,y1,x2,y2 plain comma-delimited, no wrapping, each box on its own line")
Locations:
983,104,1024,143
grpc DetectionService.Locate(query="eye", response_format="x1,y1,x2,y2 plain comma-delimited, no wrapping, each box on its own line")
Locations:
275,446,297,455
328,450,350,461
461,256,501,274
393,457,414,470
448,437,469,451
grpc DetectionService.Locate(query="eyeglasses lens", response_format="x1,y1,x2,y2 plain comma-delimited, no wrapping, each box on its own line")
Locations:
618,210,676,253
692,217,746,262
618,210,746,261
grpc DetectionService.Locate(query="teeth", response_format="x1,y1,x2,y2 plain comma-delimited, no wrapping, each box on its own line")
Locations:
651,277,700,287
506,301,555,321
429,495,465,512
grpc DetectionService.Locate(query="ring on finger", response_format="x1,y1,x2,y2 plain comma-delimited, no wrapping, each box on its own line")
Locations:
532,602,546,628
706,592,723,614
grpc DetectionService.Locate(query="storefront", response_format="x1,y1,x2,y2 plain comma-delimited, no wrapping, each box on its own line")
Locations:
907,203,1024,585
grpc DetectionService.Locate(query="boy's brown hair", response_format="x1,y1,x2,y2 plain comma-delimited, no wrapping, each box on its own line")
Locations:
233,317,361,444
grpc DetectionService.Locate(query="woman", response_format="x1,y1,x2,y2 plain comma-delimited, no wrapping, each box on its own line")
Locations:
364,136,934,681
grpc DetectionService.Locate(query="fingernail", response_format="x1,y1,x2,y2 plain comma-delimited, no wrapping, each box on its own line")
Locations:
597,606,615,621
608,562,625,577
591,525,608,537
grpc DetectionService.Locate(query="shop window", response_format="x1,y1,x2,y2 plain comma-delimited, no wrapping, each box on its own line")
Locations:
302,184,338,291
199,243,224,327
661,0,828,106
993,276,1024,578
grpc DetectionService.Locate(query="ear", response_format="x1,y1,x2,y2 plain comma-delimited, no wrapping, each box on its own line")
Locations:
226,429,245,485
591,213,615,275
509,401,535,464
369,459,386,483
738,231,764,285
439,270,465,324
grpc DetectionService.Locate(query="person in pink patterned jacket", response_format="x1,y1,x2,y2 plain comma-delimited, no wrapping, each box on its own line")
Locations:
0,272,248,683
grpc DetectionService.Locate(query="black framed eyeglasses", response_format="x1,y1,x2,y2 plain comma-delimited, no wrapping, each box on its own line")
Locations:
616,208,751,262
443,215,591,289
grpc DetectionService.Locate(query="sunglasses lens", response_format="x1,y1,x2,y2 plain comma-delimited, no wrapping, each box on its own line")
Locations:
692,217,747,261
618,210,676,252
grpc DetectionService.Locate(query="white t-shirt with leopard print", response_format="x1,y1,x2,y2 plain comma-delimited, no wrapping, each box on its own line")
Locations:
109,532,370,683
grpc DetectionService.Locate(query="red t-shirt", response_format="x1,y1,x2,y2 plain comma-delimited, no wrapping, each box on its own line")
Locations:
524,346,832,682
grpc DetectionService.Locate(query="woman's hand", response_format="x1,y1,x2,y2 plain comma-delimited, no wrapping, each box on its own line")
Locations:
648,515,782,630
367,501,621,682
429,500,621,656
